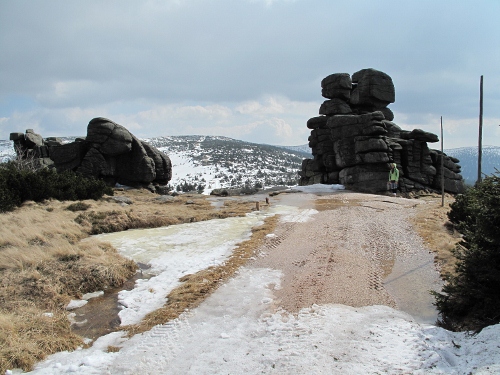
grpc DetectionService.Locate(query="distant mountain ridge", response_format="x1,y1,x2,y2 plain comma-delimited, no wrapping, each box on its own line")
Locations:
145,135,309,193
444,145,500,186
1,136,499,190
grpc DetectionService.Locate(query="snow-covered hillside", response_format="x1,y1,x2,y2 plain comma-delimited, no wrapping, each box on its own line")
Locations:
445,145,500,185
0,140,14,163
144,136,308,194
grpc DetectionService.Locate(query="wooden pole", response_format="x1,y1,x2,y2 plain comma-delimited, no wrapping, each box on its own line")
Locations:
441,116,445,207
477,75,483,184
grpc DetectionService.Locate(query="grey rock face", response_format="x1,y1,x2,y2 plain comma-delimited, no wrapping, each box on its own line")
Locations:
87,117,133,156
299,69,465,194
142,141,172,184
351,68,395,108
321,73,352,100
10,118,172,189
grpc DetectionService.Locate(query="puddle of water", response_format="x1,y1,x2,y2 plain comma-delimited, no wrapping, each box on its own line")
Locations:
71,264,152,340
383,251,442,324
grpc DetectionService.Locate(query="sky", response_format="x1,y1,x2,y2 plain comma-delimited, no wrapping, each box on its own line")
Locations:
1,0,500,148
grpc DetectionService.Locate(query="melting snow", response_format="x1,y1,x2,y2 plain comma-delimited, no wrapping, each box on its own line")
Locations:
16,184,500,374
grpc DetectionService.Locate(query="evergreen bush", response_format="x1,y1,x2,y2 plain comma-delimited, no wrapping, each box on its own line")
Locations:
0,162,113,212
434,171,500,331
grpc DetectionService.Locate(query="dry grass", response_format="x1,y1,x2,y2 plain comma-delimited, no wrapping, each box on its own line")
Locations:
74,191,253,235
0,188,259,373
0,307,82,372
124,214,279,336
411,194,461,278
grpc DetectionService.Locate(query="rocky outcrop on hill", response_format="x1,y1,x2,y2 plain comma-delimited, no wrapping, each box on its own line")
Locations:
299,68,465,194
10,118,172,190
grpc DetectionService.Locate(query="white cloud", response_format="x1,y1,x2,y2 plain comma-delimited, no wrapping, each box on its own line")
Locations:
269,117,293,138
236,97,284,115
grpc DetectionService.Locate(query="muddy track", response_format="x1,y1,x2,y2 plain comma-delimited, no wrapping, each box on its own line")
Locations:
251,192,437,315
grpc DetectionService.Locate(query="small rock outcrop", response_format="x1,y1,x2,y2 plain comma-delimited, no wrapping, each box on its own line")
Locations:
299,68,465,194
10,118,172,189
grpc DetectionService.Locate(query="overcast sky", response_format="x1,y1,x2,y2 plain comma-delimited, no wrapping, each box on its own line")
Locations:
1,0,499,148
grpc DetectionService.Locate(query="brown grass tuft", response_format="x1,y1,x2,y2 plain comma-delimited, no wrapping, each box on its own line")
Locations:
0,306,83,372
411,194,461,278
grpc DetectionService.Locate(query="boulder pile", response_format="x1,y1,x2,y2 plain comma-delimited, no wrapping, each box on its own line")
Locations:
299,68,465,194
10,117,172,190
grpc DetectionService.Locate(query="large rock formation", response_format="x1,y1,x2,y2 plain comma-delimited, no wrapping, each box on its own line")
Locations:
10,118,172,190
299,68,465,194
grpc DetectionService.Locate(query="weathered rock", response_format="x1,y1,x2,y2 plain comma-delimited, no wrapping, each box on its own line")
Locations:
327,112,387,139
114,136,156,185
25,129,44,148
210,188,229,196
380,107,394,121
10,118,173,189
153,185,170,195
401,129,439,143
142,141,172,184
321,73,352,100
299,69,465,195
76,147,110,179
87,118,133,156
51,142,88,171
155,195,175,203
351,68,395,108
9,132,24,141
45,137,64,147
339,164,390,193
319,99,352,115
306,116,329,129
111,196,133,205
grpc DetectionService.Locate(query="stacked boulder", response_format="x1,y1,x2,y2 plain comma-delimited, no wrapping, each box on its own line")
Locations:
9,129,57,169
299,68,465,194
10,117,172,190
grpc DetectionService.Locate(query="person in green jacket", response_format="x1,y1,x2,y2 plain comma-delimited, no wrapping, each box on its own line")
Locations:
388,163,399,196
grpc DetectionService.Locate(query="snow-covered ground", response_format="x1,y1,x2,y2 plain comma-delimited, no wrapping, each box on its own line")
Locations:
9,185,500,374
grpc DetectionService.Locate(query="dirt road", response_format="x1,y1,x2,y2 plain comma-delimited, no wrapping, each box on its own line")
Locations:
251,191,442,322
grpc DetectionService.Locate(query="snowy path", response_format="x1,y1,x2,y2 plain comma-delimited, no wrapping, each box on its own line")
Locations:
20,186,500,375
23,267,500,374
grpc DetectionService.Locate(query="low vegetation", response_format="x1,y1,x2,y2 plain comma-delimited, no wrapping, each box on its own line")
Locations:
433,173,500,332
0,161,113,212
411,193,461,278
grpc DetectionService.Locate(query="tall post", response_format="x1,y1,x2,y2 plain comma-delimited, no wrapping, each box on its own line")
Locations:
441,116,445,207
477,75,483,184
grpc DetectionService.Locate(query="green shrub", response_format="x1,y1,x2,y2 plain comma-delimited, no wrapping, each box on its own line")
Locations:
0,163,113,212
433,171,500,332
66,202,92,212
